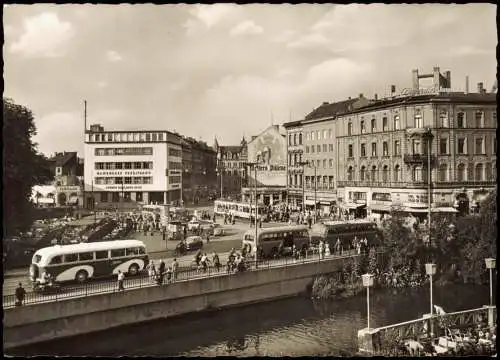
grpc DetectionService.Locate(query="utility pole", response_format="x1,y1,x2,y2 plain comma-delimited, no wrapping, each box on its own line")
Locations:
83,100,87,210
254,164,258,269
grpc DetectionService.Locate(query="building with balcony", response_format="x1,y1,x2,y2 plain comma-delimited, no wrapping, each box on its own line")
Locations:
285,66,497,218
214,137,248,200
181,137,217,205
83,124,183,209
284,95,372,214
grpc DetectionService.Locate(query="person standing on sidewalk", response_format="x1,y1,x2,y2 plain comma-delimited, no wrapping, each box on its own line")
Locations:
172,258,179,281
158,259,166,285
117,270,125,291
15,283,26,306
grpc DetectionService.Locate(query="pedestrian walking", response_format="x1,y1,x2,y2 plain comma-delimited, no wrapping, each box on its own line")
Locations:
147,260,157,282
15,283,26,306
158,259,166,285
172,258,179,281
166,267,173,284
212,252,221,272
206,233,210,244
117,270,125,291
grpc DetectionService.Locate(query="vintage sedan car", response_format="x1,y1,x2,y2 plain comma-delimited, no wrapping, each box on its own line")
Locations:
185,236,204,251
212,223,224,236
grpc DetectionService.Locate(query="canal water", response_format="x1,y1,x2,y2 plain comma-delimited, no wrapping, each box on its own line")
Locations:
9,283,494,356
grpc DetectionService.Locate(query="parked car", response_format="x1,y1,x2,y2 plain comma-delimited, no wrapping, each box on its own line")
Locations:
187,219,201,231
213,223,224,236
188,219,214,232
185,236,204,251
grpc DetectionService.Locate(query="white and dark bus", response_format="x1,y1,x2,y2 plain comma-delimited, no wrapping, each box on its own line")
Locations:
29,240,148,284
214,200,266,220
242,225,310,258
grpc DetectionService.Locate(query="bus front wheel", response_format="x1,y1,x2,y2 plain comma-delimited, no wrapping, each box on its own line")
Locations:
76,270,88,283
128,263,139,276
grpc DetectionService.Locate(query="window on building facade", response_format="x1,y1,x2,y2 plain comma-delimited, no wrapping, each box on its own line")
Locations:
329,159,333,168
415,114,423,128
115,162,123,169
317,145,321,153
458,138,467,154
361,121,366,134
289,135,292,145
371,166,377,182
347,166,354,181
440,138,448,154
394,165,401,182
382,165,389,182
494,137,497,155
493,111,497,125
158,133,163,141
311,146,315,153
383,141,388,156
475,111,484,128
152,133,157,141
107,134,113,141
123,162,131,169
305,146,310,153
382,117,388,131
412,139,422,154
348,122,353,136
485,163,492,181
105,162,115,170
95,163,104,170
394,115,400,130
112,193,120,202
360,166,366,181
475,163,484,181
412,166,422,182
124,177,132,184
294,133,297,145
439,164,448,182
316,159,320,168
91,134,97,142
299,133,302,145
457,112,465,128
329,129,333,138
323,159,327,168
317,130,321,140
371,119,376,132
371,142,377,157
115,177,123,184
311,131,315,140
475,137,484,154
457,164,466,182
440,110,449,128
323,144,327,152
306,132,310,141
360,143,366,157
329,144,333,152
348,144,353,158
323,130,328,139
329,176,334,188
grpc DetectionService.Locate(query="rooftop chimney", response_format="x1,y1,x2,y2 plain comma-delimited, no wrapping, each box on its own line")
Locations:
444,71,451,88
359,93,364,98
322,102,329,106
465,76,469,94
477,82,484,94
374,94,378,100
391,85,396,94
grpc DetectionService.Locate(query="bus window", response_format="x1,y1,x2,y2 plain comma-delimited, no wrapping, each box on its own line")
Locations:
96,251,108,259
79,252,94,261
33,254,42,264
111,249,126,258
64,254,78,263
138,247,146,255
50,255,62,265
126,247,140,256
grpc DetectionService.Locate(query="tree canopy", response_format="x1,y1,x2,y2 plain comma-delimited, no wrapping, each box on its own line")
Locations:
3,98,53,237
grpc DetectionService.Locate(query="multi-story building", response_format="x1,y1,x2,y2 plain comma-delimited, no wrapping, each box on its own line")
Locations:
181,136,217,204
283,121,303,209
214,137,248,199
83,124,183,209
285,67,497,218
49,151,85,206
242,125,288,205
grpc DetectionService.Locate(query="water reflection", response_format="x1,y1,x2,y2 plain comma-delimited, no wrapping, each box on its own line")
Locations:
9,284,491,357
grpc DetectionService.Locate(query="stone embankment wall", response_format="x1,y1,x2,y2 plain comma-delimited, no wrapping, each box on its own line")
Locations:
4,256,360,349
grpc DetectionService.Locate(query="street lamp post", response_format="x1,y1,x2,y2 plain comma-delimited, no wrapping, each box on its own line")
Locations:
362,273,374,329
246,162,259,269
425,263,437,338
485,258,496,306
298,161,308,212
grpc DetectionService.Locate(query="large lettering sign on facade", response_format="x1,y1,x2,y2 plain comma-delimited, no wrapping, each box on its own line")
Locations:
247,126,287,187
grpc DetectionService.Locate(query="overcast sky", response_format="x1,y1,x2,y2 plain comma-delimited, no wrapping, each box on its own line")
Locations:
4,4,497,157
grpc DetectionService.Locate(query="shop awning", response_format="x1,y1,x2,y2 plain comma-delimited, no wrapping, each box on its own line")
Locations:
341,203,366,210
370,204,392,212
319,201,334,205
304,199,316,205
36,198,55,204
69,197,79,204
432,207,459,213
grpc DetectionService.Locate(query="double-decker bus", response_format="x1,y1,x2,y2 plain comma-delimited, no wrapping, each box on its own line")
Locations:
214,200,266,220
29,240,148,284
242,225,310,258
310,219,382,251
